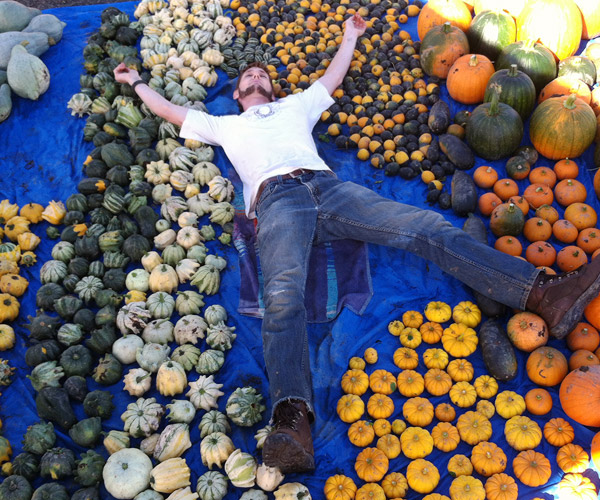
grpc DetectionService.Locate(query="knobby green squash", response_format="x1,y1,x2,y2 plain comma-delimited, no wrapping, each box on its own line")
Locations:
484,65,536,121
466,84,524,160
529,94,596,160
6,43,50,100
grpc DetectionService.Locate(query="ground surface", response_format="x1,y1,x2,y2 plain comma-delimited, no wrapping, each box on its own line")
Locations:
17,0,131,11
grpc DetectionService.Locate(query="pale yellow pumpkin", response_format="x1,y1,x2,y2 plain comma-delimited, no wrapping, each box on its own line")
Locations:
156,361,187,396
456,411,493,445
504,415,542,451
3,216,30,242
0,324,15,350
495,391,526,419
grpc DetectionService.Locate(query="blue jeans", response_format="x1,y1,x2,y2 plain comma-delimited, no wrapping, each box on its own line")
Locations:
254,170,540,418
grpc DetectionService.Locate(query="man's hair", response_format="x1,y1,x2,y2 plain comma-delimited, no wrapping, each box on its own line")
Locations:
235,61,277,96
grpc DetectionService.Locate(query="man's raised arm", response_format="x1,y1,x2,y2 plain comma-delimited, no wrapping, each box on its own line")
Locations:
113,62,189,127
318,13,367,96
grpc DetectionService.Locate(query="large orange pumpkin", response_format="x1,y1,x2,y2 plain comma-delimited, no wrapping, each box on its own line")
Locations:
591,431,600,469
516,0,583,61
559,364,600,427
584,294,600,329
574,0,600,39
417,0,472,41
526,346,568,386
447,54,495,104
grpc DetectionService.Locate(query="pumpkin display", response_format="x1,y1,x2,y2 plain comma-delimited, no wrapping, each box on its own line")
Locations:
416,0,472,40
559,364,600,426
529,94,596,160
526,346,568,386
369,369,396,395
420,22,470,79
584,294,600,329
348,421,375,448
396,369,425,397
538,76,592,104
406,459,439,494
354,483,384,500
512,450,551,487
354,447,388,482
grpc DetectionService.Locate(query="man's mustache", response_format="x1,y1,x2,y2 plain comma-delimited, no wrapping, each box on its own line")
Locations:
238,83,273,99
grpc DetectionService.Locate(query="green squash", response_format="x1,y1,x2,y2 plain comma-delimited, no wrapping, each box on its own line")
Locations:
59,344,93,377
72,308,96,331
26,361,64,391
63,375,88,402
486,64,538,120
92,353,122,385
495,40,557,95
196,349,225,375
53,294,83,319
466,85,524,161
56,323,84,346
93,288,122,308
85,324,117,354
22,421,56,456
36,387,77,429
196,471,228,500
11,452,40,481
71,487,100,500
75,235,100,260
40,260,68,284
0,475,33,500
87,260,105,278
25,313,61,341
66,193,89,213
74,276,104,304
24,340,62,368
35,283,66,311
122,234,151,262
95,304,116,326
31,483,68,500
98,231,124,252
467,9,516,61
62,274,80,293
40,447,75,480
6,44,50,100
558,55,597,86
68,417,102,448
67,257,90,278
74,450,105,487
0,2,41,32
83,390,115,419
103,268,126,291
225,387,266,427
100,142,134,168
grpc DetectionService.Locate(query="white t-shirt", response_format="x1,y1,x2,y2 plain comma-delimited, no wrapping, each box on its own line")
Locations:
179,80,335,217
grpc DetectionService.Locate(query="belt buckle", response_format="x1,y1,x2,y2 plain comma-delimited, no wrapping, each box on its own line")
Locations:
288,168,305,179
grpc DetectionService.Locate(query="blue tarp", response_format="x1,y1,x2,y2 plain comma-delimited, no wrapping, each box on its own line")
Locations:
0,1,599,499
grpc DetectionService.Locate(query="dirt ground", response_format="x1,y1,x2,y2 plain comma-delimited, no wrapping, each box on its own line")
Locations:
16,0,132,10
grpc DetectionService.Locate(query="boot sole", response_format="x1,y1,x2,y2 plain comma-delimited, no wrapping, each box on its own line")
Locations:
262,433,315,474
551,267,600,338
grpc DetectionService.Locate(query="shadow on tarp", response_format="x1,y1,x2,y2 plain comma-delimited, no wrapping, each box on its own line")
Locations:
0,1,598,498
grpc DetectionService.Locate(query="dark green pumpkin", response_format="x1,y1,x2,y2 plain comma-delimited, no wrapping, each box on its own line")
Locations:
63,210,85,226
83,122,100,142
128,126,152,154
67,257,90,279
59,345,93,377
94,305,116,326
36,283,66,311
22,422,56,456
25,313,61,341
77,178,108,196
62,274,80,293
466,86,524,161
557,55,597,86
117,213,139,237
495,40,557,95
92,354,122,385
86,193,105,210
505,155,531,179
85,325,117,354
74,451,105,487
84,160,108,179
75,236,100,260
103,268,126,291
60,225,79,244
0,475,33,500
54,295,83,319
122,234,151,261
103,121,128,138
135,147,160,166
40,448,75,480
93,289,121,308
31,483,69,500
138,118,158,139
25,340,63,367
86,223,105,239
68,417,102,448
102,191,126,215
36,388,77,430
100,142,134,168
92,131,114,147
467,9,516,61
484,65,536,121
73,308,96,331
83,390,114,420
86,113,105,128
490,202,525,237
66,194,89,213
106,165,129,186
102,251,130,269
11,453,40,481
63,375,88,402
129,180,153,197
126,195,147,215
89,207,111,226
71,487,100,500
87,260,105,278
514,145,539,166
115,25,138,45
133,205,159,239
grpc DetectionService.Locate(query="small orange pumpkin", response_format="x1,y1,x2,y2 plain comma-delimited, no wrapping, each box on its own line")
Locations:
447,54,495,104
556,443,589,473
512,450,551,487
526,346,568,386
354,447,389,482
348,421,375,448
543,417,574,446
506,312,548,352
552,219,579,243
556,245,588,272
564,202,598,231
568,349,599,370
324,475,357,500
417,0,472,40
577,227,600,254
567,322,600,351
584,294,600,329
524,388,553,415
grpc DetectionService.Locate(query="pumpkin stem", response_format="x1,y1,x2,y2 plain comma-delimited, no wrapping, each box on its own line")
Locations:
564,93,578,109
508,64,518,77
487,83,502,116
441,21,453,33
523,39,537,50
468,54,479,66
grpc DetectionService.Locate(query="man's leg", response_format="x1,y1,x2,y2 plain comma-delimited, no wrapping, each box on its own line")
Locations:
313,177,600,337
254,179,318,473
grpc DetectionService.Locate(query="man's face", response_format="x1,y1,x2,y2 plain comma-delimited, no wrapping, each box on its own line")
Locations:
234,67,275,102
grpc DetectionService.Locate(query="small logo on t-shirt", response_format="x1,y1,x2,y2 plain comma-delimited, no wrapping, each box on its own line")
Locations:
250,102,279,120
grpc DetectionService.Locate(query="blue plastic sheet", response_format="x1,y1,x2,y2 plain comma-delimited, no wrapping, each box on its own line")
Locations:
0,1,599,499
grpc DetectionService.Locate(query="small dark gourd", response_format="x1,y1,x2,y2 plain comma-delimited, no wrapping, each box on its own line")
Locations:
40,447,76,480
36,387,77,430
68,417,102,448
83,390,115,419
479,320,518,381
22,421,56,455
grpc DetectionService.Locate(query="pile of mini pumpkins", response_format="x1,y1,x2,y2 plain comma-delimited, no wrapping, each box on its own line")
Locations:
326,299,600,500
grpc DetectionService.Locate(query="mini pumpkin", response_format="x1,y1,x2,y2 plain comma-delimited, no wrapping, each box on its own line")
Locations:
406,459,439,494
456,411,493,445
337,394,364,423
324,475,357,500
512,450,551,487
431,422,460,452
448,454,473,478
348,421,375,447
556,443,589,473
543,417,574,446
393,347,419,369
400,427,434,459
449,475,485,500
471,441,507,476
504,415,542,451
341,369,369,396
403,397,434,427
354,447,388,482
396,369,425,397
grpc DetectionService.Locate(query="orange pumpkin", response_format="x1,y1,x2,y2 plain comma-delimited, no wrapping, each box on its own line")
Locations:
528,166,557,188
554,179,588,206
574,0,600,38
567,322,600,352
559,364,600,426
381,472,408,499
554,158,580,179
506,312,548,352
591,431,600,470
569,349,599,370
524,388,553,415
478,192,503,217
416,0,472,40
473,0,526,18
512,450,552,487
577,227,600,254
473,165,499,188
536,204,560,224
556,443,589,473
584,294,600,329
435,402,456,422
538,76,592,105
354,447,389,482
516,0,583,60
556,245,588,272
324,475,357,500
420,22,470,79
552,219,579,244
447,54,495,104
484,473,518,500
525,241,556,268
526,346,568,386
523,217,552,242
494,236,523,256
348,421,375,448
543,417,575,446
523,183,554,209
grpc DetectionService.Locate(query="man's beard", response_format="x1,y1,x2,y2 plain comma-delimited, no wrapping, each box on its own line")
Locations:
238,84,273,100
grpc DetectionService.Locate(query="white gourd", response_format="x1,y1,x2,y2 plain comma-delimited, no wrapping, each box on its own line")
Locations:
113,335,145,364
7,43,50,100
22,14,66,45
0,1,42,33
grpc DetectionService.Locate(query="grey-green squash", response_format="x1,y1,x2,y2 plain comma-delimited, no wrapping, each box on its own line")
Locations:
0,83,11,122
0,1,41,32
23,14,66,45
6,43,50,100
0,31,49,70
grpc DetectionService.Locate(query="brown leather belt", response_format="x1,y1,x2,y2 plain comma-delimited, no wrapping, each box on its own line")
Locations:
255,168,324,204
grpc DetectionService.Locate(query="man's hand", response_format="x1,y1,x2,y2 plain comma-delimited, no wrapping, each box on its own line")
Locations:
344,13,367,39
114,62,140,86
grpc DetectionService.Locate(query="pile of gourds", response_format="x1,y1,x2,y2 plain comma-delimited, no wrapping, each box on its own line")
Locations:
0,1,67,121
327,299,599,500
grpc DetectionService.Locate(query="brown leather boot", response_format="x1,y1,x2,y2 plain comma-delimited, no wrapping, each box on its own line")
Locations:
262,400,315,474
526,256,600,338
